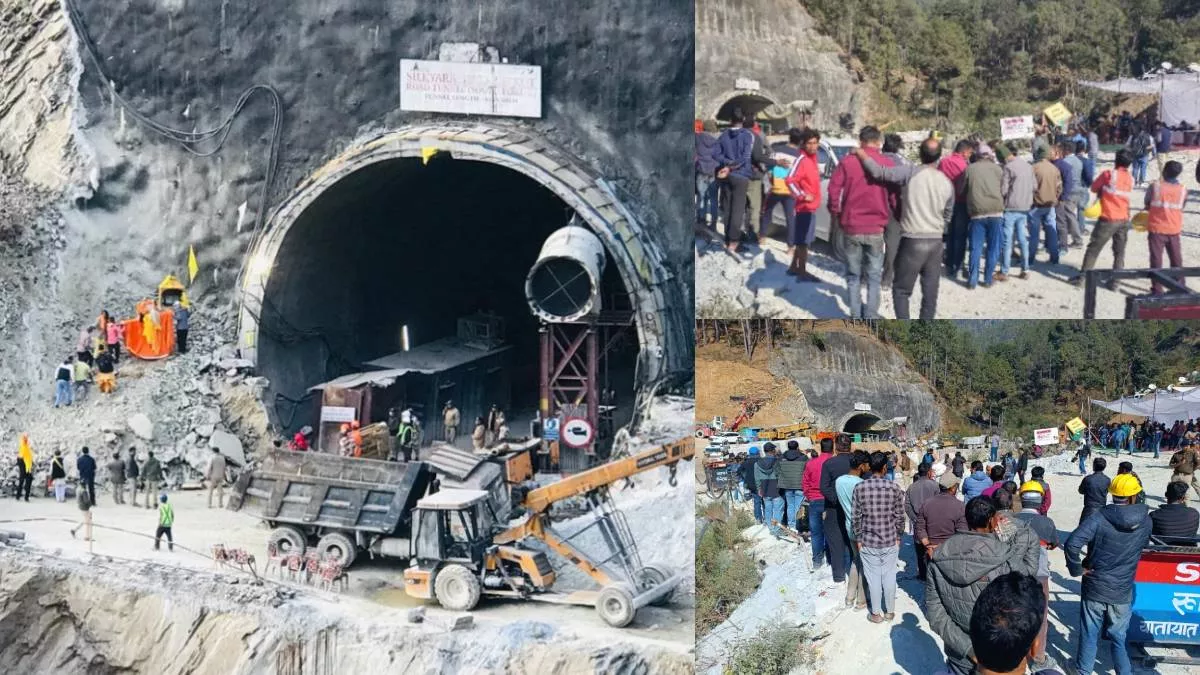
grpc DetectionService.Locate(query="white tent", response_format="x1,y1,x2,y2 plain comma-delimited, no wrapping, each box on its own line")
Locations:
1079,74,1200,127
1091,388,1200,424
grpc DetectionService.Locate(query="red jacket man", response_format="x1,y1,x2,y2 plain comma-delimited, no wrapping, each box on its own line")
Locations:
827,146,896,237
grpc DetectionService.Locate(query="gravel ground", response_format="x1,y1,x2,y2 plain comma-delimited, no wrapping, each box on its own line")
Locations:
696,150,1200,319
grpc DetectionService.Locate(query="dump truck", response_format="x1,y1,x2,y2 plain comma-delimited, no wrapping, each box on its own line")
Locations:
228,439,537,566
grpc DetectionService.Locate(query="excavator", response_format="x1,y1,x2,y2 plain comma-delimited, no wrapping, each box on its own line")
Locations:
402,436,693,626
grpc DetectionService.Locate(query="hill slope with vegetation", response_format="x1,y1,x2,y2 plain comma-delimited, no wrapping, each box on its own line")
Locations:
873,320,1200,433
801,0,1200,126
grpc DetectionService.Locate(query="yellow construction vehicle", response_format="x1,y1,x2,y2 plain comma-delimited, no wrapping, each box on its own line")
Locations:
758,422,811,441
402,437,693,626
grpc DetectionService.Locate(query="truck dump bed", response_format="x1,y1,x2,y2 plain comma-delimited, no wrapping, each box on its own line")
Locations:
229,450,433,535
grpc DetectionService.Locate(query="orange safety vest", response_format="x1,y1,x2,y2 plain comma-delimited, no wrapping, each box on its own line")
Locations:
1095,168,1133,222
351,430,363,457
1147,181,1185,235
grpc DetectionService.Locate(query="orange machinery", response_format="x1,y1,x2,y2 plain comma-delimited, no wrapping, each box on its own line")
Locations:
123,275,188,360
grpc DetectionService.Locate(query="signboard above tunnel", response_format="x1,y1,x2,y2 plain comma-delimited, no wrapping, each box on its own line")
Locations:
400,59,542,118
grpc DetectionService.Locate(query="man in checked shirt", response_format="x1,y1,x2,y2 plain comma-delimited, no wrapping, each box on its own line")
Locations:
852,450,907,623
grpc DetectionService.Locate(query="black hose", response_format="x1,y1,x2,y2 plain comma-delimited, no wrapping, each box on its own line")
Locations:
62,0,284,256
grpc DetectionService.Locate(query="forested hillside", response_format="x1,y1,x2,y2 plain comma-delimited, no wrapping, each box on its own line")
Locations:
802,0,1200,125
873,321,1200,433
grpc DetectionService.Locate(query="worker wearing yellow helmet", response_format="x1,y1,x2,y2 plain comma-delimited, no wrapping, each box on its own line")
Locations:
1063,464,1152,675
1110,472,1143,500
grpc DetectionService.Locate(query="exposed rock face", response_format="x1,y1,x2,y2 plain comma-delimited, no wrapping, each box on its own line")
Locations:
0,0,694,307
768,331,940,433
0,550,694,675
696,0,866,131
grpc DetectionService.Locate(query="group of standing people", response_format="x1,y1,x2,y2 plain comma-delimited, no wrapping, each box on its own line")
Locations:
696,110,1192,319
738,429,1200,674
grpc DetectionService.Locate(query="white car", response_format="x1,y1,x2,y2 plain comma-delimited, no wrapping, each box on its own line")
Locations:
711,431,741,446
767,137,857,244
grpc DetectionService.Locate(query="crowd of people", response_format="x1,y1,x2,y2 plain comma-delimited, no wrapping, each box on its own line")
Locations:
735,431,1199,675
11,437,238,553
53,302,194,407
695,109,1192,319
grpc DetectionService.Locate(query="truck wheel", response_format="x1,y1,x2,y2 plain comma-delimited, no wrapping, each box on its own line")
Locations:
268,526,306,556
595,583,636,627
317,532,357,568
636,564,674,606
434,564,481,611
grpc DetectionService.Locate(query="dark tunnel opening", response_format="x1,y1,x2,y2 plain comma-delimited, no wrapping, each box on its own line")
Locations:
716,94,786,133
841,412,882,434
256,155,639,442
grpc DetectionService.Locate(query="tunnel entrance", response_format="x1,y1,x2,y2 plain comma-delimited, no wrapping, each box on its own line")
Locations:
840,412,882,434
714,92,787,133
238,125,677,462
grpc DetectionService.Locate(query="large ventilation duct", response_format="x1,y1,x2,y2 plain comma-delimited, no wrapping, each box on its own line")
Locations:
525,224,606,323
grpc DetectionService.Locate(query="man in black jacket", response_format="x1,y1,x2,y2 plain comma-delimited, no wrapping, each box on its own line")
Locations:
125,448,141,508
1078,457,1110,526
1150,481,1199,545
76,446,97,507
1065,473,1152,675
777,440,808,531
820,436,854,583
739,446,762,524
51,450,67,503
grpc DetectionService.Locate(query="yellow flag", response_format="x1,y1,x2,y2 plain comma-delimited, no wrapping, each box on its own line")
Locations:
421,147,438,165
187,245,199,283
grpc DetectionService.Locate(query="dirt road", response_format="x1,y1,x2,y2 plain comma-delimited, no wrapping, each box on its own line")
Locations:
0,481,694,650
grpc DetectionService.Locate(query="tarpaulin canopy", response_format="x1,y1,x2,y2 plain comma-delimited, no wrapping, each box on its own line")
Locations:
1079,74,1200,127
1092,388,1200,424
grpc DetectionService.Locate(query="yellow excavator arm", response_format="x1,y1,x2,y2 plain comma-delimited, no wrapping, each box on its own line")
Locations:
491,437,693,587
519,437,693,514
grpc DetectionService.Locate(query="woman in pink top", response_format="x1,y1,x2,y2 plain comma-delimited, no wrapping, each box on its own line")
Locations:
105,317,124,362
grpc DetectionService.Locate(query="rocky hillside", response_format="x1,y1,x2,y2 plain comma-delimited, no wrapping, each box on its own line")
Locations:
695,0,867,130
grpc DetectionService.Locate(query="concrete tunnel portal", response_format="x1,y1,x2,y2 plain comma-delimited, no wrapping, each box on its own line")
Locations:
840,412,882,435
236,125,677,443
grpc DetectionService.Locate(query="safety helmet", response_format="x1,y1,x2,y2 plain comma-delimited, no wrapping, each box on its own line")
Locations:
1109,474,1143,498
159,493,168,503
350,420,360,430
748,446,760,456
1019,480,1044,495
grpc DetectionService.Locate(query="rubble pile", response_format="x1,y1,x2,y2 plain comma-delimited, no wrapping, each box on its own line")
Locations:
2,306,276,494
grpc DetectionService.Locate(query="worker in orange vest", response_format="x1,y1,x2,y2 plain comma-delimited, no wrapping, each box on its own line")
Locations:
1071,149,1134,288
1145,160,1188,295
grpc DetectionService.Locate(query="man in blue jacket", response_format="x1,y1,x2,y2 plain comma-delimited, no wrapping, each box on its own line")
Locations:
76,446,97,506
714,110,757,253
695,119,719,227
1064,473,1153,675
963,460,993,499
739,446,763,524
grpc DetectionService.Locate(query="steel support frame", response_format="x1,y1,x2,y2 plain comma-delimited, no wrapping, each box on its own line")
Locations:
540,322,600,456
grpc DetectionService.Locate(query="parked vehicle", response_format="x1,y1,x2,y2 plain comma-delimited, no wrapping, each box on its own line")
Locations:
767,137,857,245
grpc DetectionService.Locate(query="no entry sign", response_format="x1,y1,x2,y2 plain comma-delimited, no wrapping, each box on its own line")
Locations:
562,417,594,448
